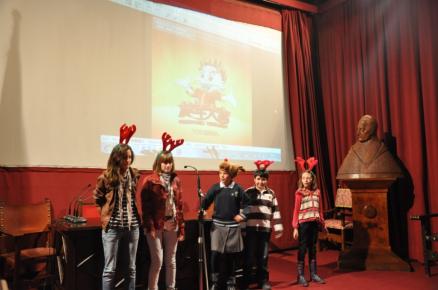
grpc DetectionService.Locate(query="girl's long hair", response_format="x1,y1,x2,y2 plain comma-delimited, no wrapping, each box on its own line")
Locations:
105,143,134,186
297,170,318,190
152,151,175,174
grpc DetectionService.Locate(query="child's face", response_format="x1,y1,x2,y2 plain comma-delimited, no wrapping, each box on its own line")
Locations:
160,161,173,173
121,149,133,173
219,169,232,186
301,172,313,189
254,176,268,191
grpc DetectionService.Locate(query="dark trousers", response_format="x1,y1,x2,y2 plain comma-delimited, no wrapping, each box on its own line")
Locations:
243,230,270,286
211,251,238,288
298,221,318,262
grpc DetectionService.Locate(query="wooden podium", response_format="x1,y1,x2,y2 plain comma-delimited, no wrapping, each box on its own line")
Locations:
337,178,410,271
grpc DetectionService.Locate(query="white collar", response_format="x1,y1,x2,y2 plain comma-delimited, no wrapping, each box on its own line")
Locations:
220,181,235,188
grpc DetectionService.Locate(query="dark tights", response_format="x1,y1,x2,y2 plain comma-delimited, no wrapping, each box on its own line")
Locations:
297,221,318,262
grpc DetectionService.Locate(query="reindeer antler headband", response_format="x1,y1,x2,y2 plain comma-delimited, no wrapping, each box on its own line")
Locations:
220,158,245,178
254,160,274,171
295,156,318,171
119,123,136,144
161,132,184,153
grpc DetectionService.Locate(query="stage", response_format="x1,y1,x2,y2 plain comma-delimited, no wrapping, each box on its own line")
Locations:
267,250,438,290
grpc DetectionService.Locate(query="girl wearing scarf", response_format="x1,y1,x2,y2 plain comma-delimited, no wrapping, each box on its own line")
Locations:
141,133,185,290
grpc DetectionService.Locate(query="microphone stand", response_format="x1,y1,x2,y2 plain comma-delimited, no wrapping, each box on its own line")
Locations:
64,184,91,223
185,165,209,290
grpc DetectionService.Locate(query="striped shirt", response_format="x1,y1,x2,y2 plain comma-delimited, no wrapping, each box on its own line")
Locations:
242,186,283,233
108,181,139,230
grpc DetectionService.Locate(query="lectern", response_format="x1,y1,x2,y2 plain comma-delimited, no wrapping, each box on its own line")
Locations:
337,178,410,271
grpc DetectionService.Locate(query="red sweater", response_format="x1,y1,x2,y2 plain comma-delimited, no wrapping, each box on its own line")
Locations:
292,188,325,229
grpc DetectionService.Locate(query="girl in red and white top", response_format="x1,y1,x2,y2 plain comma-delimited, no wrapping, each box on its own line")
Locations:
292,168,326,287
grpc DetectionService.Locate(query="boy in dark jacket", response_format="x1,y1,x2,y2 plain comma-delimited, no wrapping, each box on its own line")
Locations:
201,159,245,290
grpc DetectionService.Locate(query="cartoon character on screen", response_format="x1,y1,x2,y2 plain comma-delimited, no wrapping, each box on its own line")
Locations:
292,157,326,287
201,159,245,290
178,60,234,127
93,124,141,290
141,132,185,290
241,160,283,290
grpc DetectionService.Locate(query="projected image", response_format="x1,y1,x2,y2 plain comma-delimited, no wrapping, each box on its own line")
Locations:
178,61,232,129
99,0,287,165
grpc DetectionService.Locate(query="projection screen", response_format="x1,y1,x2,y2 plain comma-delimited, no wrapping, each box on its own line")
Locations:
0,0,294,170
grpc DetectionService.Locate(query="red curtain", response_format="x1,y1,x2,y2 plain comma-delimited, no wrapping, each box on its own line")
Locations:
282,9,333,209
316,0,438,261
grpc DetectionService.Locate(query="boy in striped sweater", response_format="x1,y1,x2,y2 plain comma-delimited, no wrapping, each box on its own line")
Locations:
242,160,283,290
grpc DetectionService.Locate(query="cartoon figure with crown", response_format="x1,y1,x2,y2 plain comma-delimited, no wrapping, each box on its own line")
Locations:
178,60,235,128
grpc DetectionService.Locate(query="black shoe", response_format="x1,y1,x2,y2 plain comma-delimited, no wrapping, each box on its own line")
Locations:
297,275,309,287
311,273,325,284
259,282,271,290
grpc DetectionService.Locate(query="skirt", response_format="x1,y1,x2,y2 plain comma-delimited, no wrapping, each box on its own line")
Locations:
210,221,244,253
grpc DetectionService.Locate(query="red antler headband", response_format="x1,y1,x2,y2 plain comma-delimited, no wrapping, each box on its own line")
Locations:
254,160,274,171
119,123,136,144
295,156,318,171
161,132,184,153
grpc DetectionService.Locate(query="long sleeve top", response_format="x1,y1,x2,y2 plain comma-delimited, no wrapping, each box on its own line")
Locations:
141,172,185,238
292,188,325,229
201,181,246,222
242,186,283,234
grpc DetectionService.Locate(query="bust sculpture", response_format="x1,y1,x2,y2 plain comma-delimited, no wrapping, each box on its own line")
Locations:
337,115,402,179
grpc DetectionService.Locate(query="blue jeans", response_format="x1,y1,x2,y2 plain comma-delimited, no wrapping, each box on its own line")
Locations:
102,227,139,290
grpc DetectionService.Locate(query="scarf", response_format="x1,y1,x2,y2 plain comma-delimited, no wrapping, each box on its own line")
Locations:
160,173,176,217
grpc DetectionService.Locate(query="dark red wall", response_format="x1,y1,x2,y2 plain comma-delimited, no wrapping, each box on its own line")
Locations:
0,167,298,249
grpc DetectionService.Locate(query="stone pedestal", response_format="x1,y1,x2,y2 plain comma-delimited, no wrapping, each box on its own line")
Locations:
337,179,410,271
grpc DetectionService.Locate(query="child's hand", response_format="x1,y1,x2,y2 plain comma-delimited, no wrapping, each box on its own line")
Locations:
234,215,244,223
198,209,206,218
293,228,299,240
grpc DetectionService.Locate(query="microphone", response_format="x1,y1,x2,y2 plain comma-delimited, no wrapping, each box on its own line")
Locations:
67,184,91,215
184,165,197,172
64,183,91,223
73,184,92,217
184,165,203,198
74,194,94,218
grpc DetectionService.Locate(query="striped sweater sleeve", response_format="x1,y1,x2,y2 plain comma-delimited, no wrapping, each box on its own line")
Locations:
271,192,283,233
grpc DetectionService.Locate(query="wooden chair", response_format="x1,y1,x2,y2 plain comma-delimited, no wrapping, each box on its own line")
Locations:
410,213,438,276
0,198,57,289
318,188,353,251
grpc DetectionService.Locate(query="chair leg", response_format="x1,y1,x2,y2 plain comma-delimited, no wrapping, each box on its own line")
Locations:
341,230,345,251
13,242,20,290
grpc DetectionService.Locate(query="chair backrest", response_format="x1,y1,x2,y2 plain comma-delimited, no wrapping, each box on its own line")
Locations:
81,202,100,219
0,198,52,235
334,188,352,208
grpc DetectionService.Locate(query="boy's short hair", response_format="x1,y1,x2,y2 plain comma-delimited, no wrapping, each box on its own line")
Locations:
253,169,269,179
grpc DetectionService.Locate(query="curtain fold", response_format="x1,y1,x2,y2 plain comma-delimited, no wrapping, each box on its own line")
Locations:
316,0,438,262
282,9,333,209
